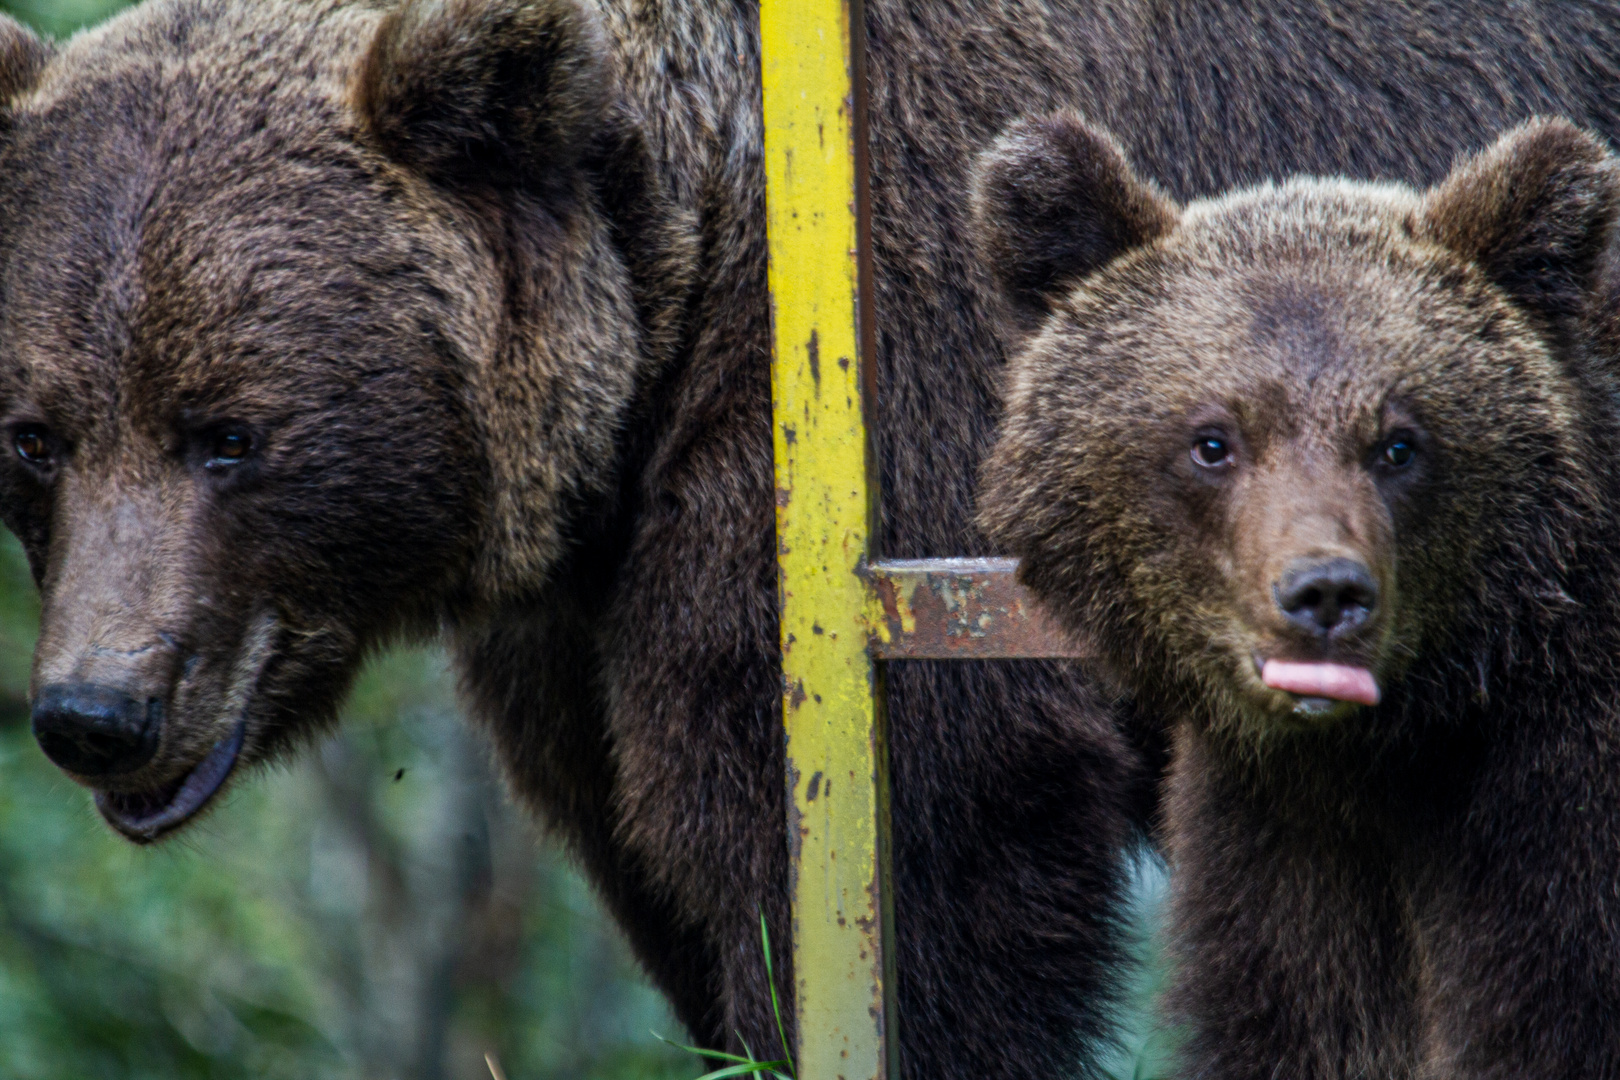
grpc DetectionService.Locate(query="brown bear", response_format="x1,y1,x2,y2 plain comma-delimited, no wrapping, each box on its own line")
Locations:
975,113,1620,1077
6,0,1620,1076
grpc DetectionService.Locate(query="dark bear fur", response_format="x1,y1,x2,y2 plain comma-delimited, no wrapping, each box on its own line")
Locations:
976,114,1620,1077
7,1,1620,1077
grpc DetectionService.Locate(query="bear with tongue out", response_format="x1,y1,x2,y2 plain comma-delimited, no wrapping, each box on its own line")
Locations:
975,114,1620,1077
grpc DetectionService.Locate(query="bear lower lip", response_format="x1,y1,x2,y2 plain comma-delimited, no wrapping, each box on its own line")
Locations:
94,718,246,844
1260,660,1381,706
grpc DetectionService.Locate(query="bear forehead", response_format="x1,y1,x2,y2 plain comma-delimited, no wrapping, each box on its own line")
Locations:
26,0,377,114
1049,182,1573,426
0,0,393,244
0,1,490,435
0,0,407,267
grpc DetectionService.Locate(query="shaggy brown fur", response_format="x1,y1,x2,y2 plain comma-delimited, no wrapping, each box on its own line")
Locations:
7,1,1620,1077
977,114,1620,1077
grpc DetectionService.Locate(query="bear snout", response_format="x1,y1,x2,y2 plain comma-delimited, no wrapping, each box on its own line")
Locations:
31,682,162,777
1273,556,1379,638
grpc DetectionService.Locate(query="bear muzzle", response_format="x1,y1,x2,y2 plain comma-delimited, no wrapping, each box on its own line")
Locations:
30,606,279,844
86,611,279,844
1228,477,1395,718
1248,557,1386,718
30,674,250,844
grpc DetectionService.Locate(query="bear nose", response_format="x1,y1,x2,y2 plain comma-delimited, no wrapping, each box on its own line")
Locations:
1274,557,1379,637
31,683,161,777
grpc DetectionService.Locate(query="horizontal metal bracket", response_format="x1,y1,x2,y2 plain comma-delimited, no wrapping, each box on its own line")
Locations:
866,558,1090,661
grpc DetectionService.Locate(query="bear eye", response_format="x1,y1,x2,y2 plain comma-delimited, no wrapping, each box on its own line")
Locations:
205,429,253,469
1381,435,1416,470
13,426,51,467
1192,435,1232,468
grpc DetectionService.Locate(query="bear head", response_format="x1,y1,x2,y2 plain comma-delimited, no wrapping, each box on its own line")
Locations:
0,0,689,841
974,114,1620,741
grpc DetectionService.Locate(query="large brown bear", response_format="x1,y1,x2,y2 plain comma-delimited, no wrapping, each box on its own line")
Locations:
976,114,1620,1077
5,0,1620,1076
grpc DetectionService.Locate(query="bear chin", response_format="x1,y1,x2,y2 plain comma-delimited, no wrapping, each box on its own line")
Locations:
94,717,247,844
1206,651,1377,733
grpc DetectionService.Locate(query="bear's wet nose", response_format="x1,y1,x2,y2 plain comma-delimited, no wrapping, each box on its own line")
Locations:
1274,557,1379,637
31,684,161,777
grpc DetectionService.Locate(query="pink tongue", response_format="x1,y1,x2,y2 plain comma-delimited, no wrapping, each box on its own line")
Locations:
1261,661,1380,706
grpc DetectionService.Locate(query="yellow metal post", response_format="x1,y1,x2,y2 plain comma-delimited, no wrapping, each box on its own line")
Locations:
760,0,897,1075
760,1,1089,1075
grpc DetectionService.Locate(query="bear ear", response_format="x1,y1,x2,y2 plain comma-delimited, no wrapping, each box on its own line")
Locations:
1418,117,1620,326
0,14,51,105
970,111,1180,330
356,0,610,190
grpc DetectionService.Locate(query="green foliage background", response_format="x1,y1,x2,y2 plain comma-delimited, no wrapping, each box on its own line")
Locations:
0,4,1175,1079
0,0,115,37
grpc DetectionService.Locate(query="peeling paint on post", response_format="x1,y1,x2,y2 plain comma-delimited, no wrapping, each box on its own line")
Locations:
760,0,897,1075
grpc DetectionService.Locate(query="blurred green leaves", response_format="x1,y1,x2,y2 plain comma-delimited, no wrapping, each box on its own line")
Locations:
1,0,131,38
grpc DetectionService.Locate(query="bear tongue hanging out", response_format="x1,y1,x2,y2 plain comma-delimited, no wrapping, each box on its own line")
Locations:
975,115,1620,1077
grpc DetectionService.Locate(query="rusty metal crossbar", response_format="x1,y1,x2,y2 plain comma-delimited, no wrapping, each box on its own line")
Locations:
868,559,1087,661
760,2,1082,1077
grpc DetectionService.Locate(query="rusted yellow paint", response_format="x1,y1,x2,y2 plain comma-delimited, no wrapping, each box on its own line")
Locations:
868,572,916,643
760,0,897,1075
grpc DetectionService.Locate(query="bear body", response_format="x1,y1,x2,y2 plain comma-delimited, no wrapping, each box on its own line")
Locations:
6,1,1620,1077
976,115,1620,1076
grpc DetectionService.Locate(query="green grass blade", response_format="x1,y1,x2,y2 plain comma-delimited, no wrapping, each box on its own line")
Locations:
760,910,796,1075
656,913,801,1080
692,1061,791,1079
650,1030,757,1066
